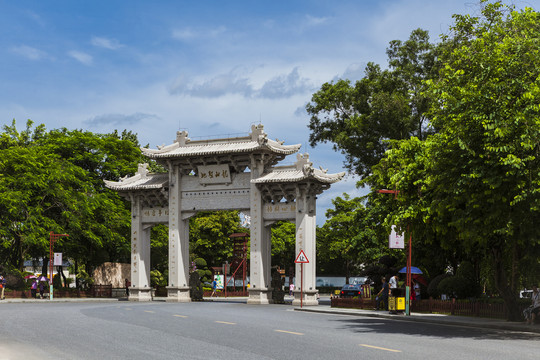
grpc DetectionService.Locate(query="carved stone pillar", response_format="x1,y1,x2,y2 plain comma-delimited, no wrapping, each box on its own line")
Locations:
129,196,152,301
292,187,318,306
248,156,273,304
167,165,191,302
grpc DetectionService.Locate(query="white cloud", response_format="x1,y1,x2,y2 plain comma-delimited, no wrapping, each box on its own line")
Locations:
168,70,254,98
68,51,93,65
171,26,227,41
85,112,159,126
304,14,329,26
257,67,314,99
168,67,314,99
10,45,48,60
91,36,124,50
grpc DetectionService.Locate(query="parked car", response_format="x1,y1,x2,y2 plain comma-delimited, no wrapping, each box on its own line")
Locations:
340,284,363,298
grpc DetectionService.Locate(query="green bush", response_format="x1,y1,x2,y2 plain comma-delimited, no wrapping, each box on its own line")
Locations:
436,262,482,299
428,273,450,298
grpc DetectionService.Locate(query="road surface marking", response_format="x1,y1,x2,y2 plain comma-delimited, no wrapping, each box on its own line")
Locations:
144,310,155,313
215,321,236,325
275,330,304,336
173,314,188,318
359,344,402,353
124,308,132,311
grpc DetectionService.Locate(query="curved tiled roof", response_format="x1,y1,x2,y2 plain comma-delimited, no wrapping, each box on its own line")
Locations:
141,124,300,159
252,166,345,184
104,164,168,191
142,138,300,159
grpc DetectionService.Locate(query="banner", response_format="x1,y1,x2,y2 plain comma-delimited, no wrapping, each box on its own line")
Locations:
53,252,63,266
389,225,405,249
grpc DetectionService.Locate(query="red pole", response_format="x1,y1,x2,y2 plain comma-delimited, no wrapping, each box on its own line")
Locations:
300,263,303,308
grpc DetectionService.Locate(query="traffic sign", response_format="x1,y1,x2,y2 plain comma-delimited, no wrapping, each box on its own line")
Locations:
295,250,309,263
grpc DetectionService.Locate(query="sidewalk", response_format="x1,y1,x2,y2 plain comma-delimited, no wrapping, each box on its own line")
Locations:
295,304,540,335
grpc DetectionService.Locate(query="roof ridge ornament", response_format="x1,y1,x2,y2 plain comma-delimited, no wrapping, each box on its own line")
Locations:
250,124,267,144
175,130,190,146
296,153,313,173
137,163,149,178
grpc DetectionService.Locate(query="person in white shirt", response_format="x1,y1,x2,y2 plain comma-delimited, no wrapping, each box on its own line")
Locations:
389,275,399,296
525,285,540,325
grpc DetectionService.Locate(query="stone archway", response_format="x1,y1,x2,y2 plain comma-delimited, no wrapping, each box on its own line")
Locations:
105,124,343,305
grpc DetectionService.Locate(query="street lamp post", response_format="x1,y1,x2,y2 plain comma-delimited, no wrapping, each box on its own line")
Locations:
49,232,69,300
378,189,412,316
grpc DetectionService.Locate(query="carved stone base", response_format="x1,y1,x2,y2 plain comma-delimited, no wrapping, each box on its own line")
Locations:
247,288,274,305
292,289,319,306
128,287,153,302
166,286,191,302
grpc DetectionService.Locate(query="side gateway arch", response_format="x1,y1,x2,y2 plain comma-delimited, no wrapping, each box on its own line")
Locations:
105,124,344,305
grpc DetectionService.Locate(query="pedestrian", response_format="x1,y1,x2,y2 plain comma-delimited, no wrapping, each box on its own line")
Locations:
524,285,540,325
39,280,45,299
414,279,421,301
125,278,130,297
375,277,389,311
0,276,5,300
389,274,400,297
211,278,217,298
289,283,295,296
31,279,38,298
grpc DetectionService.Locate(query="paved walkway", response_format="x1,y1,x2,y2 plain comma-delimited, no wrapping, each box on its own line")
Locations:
2,295,539,335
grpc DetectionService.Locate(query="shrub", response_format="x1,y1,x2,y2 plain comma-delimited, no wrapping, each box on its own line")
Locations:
428,273,450,298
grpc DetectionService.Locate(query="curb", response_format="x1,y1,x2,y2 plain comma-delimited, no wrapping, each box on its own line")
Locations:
294,307,540,335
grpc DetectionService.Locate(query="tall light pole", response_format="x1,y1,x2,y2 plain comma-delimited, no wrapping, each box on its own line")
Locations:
49,232,68,300
378,189,412,316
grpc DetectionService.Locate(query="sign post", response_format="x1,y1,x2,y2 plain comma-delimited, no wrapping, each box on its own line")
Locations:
294,249,309,308
49,232,68,300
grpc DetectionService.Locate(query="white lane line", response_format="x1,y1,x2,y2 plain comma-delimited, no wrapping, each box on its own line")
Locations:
275,330,304,336
215,321,236,325
359,344,402,353
173,314,188,318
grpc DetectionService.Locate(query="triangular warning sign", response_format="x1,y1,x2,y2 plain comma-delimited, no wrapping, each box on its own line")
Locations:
295,249,309,263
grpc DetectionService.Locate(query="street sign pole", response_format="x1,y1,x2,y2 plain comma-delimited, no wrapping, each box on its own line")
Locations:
49,232,68,300
295,249,309,308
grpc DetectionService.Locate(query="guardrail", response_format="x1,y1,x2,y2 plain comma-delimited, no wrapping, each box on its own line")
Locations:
91,284,112,298
331,296,528,320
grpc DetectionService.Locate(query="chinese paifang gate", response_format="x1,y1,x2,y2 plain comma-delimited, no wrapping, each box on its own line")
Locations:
105,124,344,305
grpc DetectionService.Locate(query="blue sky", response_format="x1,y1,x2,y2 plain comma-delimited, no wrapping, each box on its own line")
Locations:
2,0,539,224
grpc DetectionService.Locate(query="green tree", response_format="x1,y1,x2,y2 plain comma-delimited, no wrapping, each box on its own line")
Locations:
317,194,387,282
189,211,244,268
306,29,436,179
270,221,295,271
369,1,540,320
0,121,143,282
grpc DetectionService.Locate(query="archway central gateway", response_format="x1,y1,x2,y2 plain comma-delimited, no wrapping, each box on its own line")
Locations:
105,124,344,305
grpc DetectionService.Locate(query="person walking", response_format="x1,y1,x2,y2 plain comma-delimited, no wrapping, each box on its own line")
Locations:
39,280,45,299
211,278,217,298
125,278,130,297
31,279,38,298
524,285,540,325
289,283,295,296
375,277,389,310
0,276,5,300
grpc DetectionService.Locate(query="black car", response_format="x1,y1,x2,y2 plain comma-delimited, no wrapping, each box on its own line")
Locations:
339,284,363,298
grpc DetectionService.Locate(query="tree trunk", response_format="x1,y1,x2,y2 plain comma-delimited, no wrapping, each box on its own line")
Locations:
75,259,79,289
58,266,67,288
492,246,521,321
42,257,49,277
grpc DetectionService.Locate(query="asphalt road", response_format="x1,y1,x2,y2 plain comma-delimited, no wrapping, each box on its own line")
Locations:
1,300,539,360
